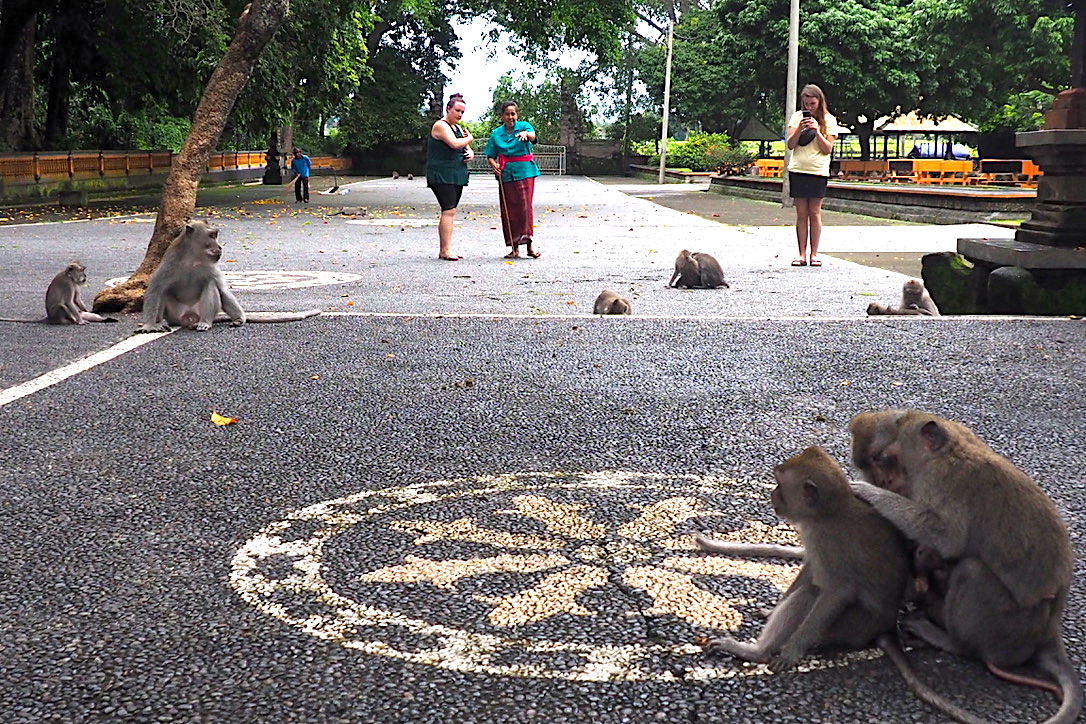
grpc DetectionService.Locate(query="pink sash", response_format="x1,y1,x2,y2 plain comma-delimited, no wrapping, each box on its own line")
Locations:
499,154,534,171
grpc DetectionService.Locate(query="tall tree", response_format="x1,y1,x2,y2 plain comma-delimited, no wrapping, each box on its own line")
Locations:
94,0,291,312
0,0,40,150
910,0,1072,121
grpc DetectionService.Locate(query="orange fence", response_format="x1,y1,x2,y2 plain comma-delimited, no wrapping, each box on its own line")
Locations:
0,150,351,186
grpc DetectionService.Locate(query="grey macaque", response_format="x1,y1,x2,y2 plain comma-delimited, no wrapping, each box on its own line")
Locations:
136,220,320,333
669,250,729,289
850,410,1082,722
0,262,117,324
867,279,940,317
593,290,632,315
692,252,730,289
704,446,991,724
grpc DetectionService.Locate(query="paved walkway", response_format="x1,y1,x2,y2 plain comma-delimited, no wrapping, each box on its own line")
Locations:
0,176,1081,723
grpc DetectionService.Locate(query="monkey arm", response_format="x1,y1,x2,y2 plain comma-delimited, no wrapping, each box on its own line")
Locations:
850,482,963,558
217,281,246,326
136,285,170,333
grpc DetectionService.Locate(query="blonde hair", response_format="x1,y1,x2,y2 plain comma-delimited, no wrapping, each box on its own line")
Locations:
800,84,829,135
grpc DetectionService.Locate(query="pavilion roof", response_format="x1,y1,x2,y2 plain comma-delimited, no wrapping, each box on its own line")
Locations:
874,111,978,133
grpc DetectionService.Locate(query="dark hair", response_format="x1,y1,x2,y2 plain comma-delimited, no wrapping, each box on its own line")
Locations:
446,93,466,111
291,147,301,154
500,101,518,113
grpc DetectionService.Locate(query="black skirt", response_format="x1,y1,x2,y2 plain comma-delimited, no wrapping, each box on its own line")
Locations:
789,171,828,199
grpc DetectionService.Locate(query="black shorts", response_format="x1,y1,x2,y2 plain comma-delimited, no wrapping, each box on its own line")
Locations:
789,172,828,199
429,182,465,211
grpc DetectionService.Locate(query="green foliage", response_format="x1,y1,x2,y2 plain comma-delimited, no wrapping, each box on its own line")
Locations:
636,132,749,172
977,91,1052,133
488,73,563,145
910,0,1072,120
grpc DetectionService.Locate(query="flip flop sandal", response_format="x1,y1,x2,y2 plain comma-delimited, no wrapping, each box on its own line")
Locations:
810,259,823,267
791,259,808,266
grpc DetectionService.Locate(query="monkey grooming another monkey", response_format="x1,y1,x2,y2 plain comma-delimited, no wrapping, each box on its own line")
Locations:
704,446,991,724
136,220,320,333
691,252,730,288
867,279,940,317
593,290,632,315
0,262,117,324
669,250,730,289
670,250,702,289
850,410,1083,723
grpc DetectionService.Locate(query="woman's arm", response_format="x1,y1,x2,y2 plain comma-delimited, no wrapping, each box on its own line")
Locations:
785,114,803,150
431,120,474,149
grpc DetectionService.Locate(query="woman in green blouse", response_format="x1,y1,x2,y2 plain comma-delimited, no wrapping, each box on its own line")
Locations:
426,93,475,261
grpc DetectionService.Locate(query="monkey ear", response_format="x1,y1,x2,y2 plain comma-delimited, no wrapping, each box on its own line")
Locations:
185,223,195,235
802,479,820,507
920,421,949,451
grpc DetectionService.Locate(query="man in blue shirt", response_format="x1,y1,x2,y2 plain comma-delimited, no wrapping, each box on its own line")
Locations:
290,147,312,203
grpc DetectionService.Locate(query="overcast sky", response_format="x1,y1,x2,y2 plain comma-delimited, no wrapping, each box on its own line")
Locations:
445,19,519,121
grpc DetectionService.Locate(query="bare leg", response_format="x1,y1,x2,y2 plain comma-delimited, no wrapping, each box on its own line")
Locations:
794,198,811,262
807,197,824,264
438,208,460,260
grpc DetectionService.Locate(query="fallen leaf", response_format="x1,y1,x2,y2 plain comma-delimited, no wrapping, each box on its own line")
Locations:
347,301,355,306
211,411,238,426
386,353,396,359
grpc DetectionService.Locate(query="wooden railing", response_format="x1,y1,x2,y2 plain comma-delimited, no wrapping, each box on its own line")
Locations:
0,150,351,185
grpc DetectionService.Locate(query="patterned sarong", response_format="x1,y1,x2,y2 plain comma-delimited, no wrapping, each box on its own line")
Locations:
497,177,535,247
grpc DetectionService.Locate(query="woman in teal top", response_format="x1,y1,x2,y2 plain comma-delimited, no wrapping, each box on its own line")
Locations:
485,101,542,259
426,93,474,261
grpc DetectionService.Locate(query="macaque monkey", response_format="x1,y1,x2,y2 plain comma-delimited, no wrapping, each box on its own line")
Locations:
593,290,632,315
867,279,940,317
0,262,117,324
670,250,702,289
850,410,1083,722
692,252,730,289
704,447,992,724
136,220,320,333
669,250,729,289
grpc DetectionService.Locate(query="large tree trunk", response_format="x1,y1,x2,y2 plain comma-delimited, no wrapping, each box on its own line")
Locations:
94,0,289,313
0,0,38,151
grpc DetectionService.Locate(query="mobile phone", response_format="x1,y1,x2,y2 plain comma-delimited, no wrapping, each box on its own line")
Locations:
802,110,812,118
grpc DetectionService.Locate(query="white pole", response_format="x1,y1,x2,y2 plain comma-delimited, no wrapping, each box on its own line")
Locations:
782,0,799,206
658,21,674,184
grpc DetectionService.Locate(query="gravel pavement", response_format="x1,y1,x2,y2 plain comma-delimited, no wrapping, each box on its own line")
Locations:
0,176,1082,723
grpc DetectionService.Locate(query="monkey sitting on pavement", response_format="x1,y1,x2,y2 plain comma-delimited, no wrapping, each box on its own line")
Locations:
593,290,632,315
850,409,1083,723
703,446,991,724
867,279,940,317
669,250,730,289
136,220,321,333
0,262,117,325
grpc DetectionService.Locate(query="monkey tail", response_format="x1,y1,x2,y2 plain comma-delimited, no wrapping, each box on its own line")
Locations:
877,635,991,724
232,310,322,323
0,318,45,324
985,662,1062,697
1028,640,1084,724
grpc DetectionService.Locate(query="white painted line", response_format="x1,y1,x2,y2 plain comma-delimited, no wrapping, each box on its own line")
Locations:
0,332,167,407
320,311,1076,322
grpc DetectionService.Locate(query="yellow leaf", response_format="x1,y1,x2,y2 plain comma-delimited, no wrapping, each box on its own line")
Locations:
211,411,238,426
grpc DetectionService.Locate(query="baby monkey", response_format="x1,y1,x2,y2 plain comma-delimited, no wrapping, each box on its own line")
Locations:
867,279,940,317
704,446,988,724
593,290,632,315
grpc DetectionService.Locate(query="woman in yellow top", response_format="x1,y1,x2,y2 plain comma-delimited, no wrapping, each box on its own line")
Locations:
786,84,840,267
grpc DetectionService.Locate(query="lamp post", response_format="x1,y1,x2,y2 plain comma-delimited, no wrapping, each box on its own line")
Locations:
781,0,799,205
657,20,675,184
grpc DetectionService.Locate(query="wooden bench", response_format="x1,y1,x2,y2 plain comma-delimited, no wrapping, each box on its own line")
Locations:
838,160,888,181
753,158,784,178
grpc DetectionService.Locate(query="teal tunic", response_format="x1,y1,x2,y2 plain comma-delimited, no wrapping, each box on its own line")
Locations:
426,122,470,186
484,122,542,183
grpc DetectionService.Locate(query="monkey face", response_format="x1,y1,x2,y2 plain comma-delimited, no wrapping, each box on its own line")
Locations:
66,263,88,285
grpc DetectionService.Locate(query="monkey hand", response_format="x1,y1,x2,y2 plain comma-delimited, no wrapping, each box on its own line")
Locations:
134,322,171,334
849,480,881,502
767,647,801,673
230,317,245,327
